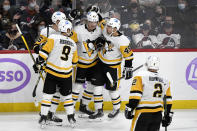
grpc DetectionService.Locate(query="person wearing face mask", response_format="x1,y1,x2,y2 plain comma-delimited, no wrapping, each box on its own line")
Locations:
1,22,25,50
120,0,146,37
170,0,196,48
0,0,16,32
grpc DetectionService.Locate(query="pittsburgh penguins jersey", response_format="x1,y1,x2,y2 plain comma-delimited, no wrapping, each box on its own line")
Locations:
98,27,133,66
39,34,78,78
129,70,172,113
74,24,102,68
157,33,180,49
35,26,78,46
132,33,159,49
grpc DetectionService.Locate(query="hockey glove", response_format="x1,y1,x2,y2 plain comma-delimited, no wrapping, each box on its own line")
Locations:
123,67,133,80
86,5,100,13
162,112,173,127
33,44,40,54
124,103,134,119
33,57,45,73
95,36,106,49
69,9,81,21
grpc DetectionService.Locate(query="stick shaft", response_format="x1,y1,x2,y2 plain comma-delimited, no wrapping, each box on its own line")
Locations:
16,24,44,81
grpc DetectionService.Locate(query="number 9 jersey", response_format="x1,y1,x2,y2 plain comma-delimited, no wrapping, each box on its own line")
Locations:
39,34,78,78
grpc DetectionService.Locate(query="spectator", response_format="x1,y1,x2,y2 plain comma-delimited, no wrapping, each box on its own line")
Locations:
121,0,146,37
168,0,195,48
152,5,166,35
1,22,26,50
0,0,16,33
132,23,159,49
157,23,181,49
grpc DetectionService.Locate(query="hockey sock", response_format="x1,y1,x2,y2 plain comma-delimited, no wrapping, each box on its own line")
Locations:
109,90,121,110
41,94,53,115
81,81,93,106
93,86,103,110
72,83,82,105
62,94,74,115
49,92,60,113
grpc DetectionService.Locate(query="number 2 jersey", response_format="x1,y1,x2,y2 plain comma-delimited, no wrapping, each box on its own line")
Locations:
74,24,102,68
129,70,172,113
98,27,133,66
39,34,78,78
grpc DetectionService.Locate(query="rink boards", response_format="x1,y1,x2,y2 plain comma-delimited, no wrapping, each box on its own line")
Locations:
0,50,197,112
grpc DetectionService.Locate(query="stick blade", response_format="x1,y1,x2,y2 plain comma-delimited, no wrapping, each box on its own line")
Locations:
106,72,114,85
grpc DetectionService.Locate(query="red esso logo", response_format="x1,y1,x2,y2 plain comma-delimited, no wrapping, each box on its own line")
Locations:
0,58,31,93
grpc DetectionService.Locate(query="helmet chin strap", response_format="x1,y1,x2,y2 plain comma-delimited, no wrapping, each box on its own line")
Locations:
108,28,116,36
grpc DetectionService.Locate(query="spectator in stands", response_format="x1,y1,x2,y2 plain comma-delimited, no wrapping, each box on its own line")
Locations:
1,22,25,50
121,0,146,37
0,0,16,33
157,23,181,49
132,23,159,49
191,20,197,48
16,0,40,49
168,0,195,48
152,5,166,35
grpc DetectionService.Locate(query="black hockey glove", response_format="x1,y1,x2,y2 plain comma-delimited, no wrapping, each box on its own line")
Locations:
33,57,45,73
69,9,81,21
95,36,106,49
124,103,134,119
86,5,100,13
123,67,133,80
162,112,173,127
33,44,40,54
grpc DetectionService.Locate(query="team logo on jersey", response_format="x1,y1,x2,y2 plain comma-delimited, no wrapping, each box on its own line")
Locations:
103,41,114,55
83,40,96,57
186,57,197,90
0,58,31,93
161,37,175,48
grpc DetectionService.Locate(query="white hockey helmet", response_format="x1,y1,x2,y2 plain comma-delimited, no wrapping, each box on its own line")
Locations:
146,56,160,70
51,11,66,24
107,18,121,30
58,19,72,33
86,11,99,22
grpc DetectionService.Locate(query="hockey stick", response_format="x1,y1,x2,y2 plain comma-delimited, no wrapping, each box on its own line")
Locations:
163,95,168,131
16,24,45,81
106,64,144,87
16,24,45,106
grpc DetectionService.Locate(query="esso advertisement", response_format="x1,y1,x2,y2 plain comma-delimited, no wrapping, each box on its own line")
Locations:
0,58,31,93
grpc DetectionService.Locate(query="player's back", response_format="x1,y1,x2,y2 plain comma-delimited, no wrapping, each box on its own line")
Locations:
134,70,170,113
44,34,77,78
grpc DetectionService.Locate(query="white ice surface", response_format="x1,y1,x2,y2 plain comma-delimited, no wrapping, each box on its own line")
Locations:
0,109,197,131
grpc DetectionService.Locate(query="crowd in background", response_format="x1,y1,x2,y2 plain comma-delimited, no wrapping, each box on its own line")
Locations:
0,0,197,50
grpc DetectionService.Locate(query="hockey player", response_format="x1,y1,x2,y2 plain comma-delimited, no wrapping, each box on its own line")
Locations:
36,19,78,128
72,11,103,116
33,11,78,54
125,56,173,131
89,18,133,119
33,11,78,125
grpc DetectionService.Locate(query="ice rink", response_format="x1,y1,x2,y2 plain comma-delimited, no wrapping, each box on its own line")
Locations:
0,109,197,131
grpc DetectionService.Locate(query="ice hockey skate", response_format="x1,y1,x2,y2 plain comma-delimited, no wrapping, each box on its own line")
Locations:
89,109,104,121
47,111,63,126
68,114,76,128
108,109,120,119
78,100,94,118
39,115,47,129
